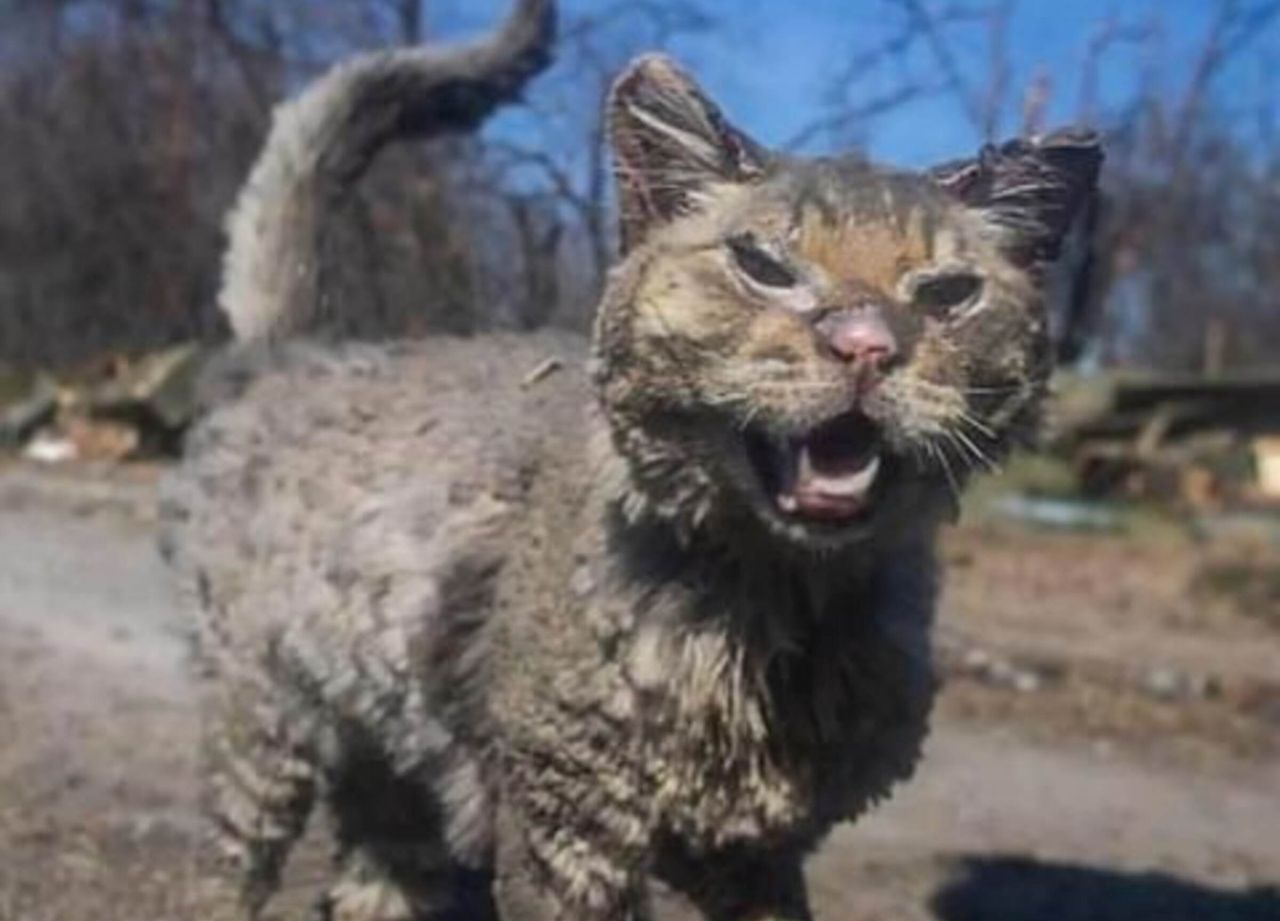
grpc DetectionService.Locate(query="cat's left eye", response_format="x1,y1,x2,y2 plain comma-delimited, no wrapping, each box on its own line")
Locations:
913,273,983,315
727,234,797,288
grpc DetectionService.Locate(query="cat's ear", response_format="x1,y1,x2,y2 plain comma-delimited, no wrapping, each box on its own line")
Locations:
929,128,1103,265
608,54,769,253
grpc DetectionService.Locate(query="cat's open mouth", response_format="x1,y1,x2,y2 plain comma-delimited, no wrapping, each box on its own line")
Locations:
744,411,883,522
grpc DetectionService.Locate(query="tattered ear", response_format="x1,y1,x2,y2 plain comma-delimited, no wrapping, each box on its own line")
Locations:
608,54,770,253
930,128,1103,265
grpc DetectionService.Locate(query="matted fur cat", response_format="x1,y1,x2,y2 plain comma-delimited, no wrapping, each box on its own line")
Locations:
162,0,1102,917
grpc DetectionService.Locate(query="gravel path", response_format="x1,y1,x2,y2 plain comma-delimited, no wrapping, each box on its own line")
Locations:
0,468,1276,920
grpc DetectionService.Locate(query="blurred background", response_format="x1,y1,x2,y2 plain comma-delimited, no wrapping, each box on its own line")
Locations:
0,1,1277,920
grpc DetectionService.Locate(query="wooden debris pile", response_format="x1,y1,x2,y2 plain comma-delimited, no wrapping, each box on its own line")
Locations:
0,345,209,464
1048,372,1280,507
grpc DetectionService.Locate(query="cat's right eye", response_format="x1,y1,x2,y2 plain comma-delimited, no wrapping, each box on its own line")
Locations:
727,234,797,289
913,272,983,316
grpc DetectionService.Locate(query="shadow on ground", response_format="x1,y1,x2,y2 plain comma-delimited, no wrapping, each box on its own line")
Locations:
932,855,1280,921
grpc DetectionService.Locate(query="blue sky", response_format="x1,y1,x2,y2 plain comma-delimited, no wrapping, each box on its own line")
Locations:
440,0,1278,168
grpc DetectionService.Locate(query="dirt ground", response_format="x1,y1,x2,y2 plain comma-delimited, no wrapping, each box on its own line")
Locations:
0,461,1276,921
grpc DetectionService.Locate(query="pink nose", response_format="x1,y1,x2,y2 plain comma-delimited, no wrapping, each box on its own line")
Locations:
823,312,899,368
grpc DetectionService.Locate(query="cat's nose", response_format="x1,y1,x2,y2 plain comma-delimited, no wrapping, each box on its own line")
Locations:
819,309,899,371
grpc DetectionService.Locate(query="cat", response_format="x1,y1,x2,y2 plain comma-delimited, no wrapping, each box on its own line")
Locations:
161,0,1101,917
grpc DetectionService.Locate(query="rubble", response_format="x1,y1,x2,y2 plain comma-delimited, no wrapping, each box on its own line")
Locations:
1139,665,1217,702
942,639,1234,707
0,374,57,448
1051,371,1280,507
944,643,1059,694
0,344,210,462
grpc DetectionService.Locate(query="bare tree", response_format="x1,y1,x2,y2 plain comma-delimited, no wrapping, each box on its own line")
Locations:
467,0,715,328
0,0,724,365
786,1,1014,151
802,0,1280,373
1080,1,1280,371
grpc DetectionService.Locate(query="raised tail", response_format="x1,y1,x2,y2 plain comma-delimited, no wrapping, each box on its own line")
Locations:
219,0,555,342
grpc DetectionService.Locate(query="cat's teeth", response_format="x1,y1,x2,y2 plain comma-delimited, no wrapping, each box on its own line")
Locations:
799,450,880,497
798,445,815,483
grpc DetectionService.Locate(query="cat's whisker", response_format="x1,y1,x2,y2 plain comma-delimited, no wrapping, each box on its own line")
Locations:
949,427,1000,475
946,423,1000,473
942,431,977,473
922,438,962,505
957,410,997,439
746,381,847,393
962,384,1026,396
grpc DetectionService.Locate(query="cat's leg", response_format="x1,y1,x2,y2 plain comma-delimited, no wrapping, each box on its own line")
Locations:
318,839,494,921
318,846,456,921
202,670,319,918
656,845,812,921
320,750,493,921
492,795,650,921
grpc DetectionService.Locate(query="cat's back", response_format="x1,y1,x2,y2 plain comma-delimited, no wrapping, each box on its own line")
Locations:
162,330,589,637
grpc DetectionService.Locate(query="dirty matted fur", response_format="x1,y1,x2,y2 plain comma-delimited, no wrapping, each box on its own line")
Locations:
162,7,1102,918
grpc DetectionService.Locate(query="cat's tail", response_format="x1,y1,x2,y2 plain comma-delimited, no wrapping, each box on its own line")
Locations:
219,0,555,342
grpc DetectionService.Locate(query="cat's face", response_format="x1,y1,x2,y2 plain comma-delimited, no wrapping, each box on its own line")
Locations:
593,56,1101,551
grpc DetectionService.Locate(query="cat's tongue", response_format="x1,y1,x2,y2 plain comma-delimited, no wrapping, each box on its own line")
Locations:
777,413,881,520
